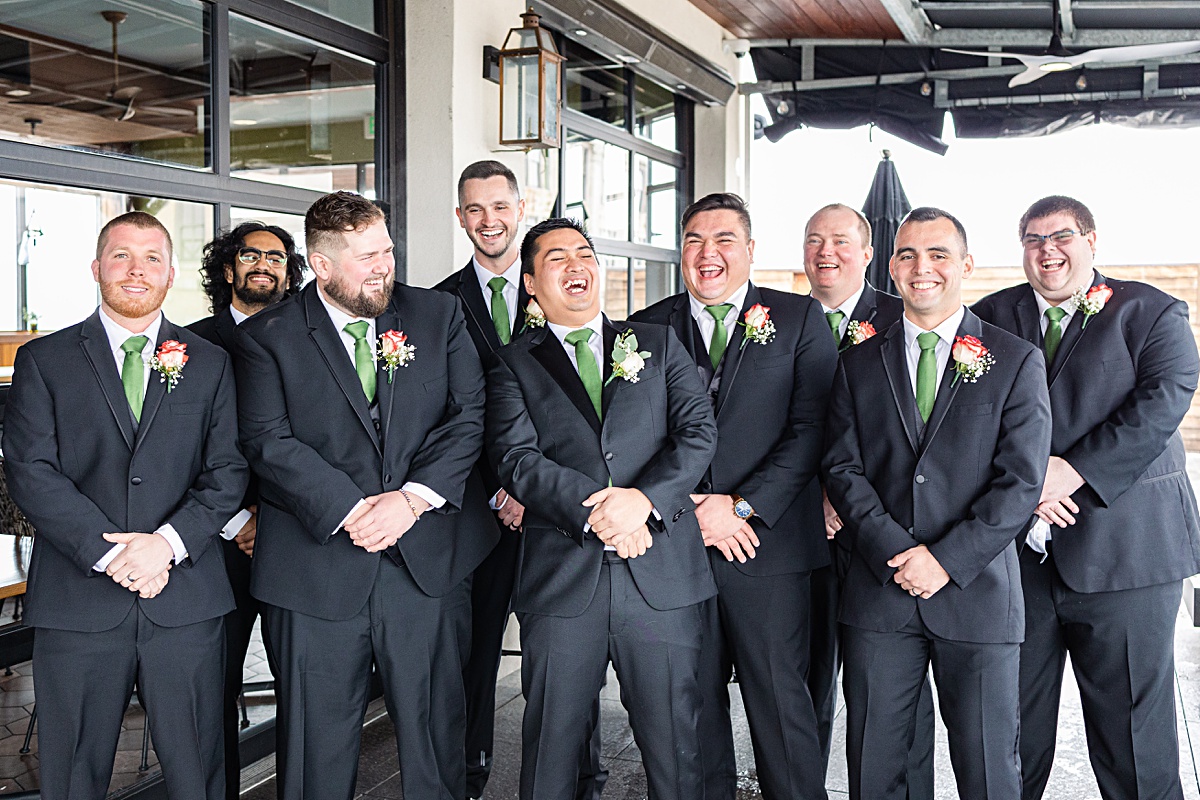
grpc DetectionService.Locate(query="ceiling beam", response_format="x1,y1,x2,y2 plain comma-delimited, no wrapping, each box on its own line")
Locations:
746,29,1200,48
877,0,935,43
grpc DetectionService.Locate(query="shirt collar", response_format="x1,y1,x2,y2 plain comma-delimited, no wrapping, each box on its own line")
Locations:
472,255,522,293
317,284,374,336
816,282,866,318
99,306,163,354
229,305,250,326
1034,289,1077,321
548,311,604,346
902,305,965,350
688,280,751,323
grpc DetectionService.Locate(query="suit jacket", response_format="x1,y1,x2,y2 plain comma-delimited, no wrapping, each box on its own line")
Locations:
631,283,837,576
234,282,493,620
823,310,1052,644
3,310,245,632
973,272,1200,593
838,282,904,351
485,318,719,616
433,261,529,499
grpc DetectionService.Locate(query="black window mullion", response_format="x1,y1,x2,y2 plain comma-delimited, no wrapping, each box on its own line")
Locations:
219,0,388,62
210,4,230,179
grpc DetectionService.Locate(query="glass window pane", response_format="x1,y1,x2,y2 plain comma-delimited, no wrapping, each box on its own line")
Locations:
523,149,559,227
600,255,629,319
563,39,627,130
633,155,678,249
634,259,676,313
229,15,376,193
0,0,210,168
287,0,375,32
565,133,629,241
634,75,676,149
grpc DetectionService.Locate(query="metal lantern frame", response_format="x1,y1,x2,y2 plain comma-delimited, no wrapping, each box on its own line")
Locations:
498,10,564,149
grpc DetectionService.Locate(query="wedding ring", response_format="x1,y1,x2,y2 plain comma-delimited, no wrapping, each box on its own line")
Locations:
909,588,918,596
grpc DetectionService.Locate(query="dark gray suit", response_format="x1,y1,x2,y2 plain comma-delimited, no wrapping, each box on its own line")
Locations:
633,284,835,800
235,282,492,800
4,310,247,800
485,318,717,800
824,309,1051,800
974,273,1200,800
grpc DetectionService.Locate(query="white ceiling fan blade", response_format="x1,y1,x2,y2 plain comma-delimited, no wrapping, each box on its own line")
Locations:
1008,65,1050,87
943,48,1055,71
1075,40,1200,65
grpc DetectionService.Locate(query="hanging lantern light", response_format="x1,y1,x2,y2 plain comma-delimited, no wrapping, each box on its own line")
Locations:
498,9,564,148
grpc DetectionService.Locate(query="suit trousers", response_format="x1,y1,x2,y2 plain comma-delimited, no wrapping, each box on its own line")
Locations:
263,557,472,800
517,552,705,800
699,561,827,800
34,605,225,800
843,611,1021,800
1019,546,1184,800
808,543,936,799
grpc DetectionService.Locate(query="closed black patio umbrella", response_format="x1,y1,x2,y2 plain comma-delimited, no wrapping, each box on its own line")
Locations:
861,150,911,296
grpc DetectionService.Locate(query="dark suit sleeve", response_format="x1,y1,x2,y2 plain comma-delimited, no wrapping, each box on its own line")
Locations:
734,299,835,527
822,361,917,585
927,348,1051,589
630,327,719,529
162,352,248,565
1063,299,1199,506
2,347,123,575
234,325,365,544
486,352,605,544
398,301,485,513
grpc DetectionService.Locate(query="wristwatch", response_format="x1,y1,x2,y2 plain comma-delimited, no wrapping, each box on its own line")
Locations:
731,493,755,520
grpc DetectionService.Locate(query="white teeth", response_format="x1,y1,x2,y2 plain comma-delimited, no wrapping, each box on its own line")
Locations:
817,263,838,269
911,281,937,289
1041,260,1064,268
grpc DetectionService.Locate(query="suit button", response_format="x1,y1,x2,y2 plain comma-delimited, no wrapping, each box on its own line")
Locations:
699,481,712,493
908,527,915,535
915,475,925,484
604,452,614,461
130,477,142,486
384,473,392,484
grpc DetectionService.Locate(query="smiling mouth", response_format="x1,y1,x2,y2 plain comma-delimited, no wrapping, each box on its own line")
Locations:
816,262,839,270
910,281,939,291
1040,259,1066,271
247,273,276,285
698,265,724,279
120,284,150,295
562,277,589,295
478,227,505,243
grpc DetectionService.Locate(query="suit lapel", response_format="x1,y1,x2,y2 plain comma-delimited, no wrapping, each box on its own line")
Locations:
666,295,701,365
714,284,756,417
919,311,983,454
303,286,381,455
133,318,177,451
1046,270,1105,389
373,304,402,446
214,307,239,352
457,264,504,353
600,318,620,414
530,327,602,437
880,324,920,453
514,280,531,339
78,311,135,451
840,282,879,350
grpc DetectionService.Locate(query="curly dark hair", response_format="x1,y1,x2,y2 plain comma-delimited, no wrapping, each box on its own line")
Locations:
199,222,306,315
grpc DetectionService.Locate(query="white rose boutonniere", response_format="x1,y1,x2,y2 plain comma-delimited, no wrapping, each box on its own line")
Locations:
605,330,651,385
149,340,188,392
522,298,546,332
950,335,994,386
739,303,776,349
377,329,416,383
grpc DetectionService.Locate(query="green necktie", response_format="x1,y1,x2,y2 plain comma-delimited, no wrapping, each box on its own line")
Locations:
1043,306,1067,365
706,303,735,370
826,310,846,345
121,335,149,422
344,320,376,403
565,328,602,420
487,276,511,345
916,331,940,423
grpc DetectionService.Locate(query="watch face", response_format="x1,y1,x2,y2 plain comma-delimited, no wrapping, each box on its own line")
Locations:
734,499,753,519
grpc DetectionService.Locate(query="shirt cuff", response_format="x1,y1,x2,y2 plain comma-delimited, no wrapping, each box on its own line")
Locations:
336,499,368,536
489,489,508,511
222,508,253,541
403,483,446,510
155,524,188,565
93,543,125,572
1027,518,1051,562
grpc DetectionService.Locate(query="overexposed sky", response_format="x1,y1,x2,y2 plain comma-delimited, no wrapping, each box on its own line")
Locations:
749,98,1200,270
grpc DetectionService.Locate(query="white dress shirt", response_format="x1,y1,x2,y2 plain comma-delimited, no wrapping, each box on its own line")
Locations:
473,255,521,334
93,307,188,571
1035,291,1078,335
1027,292,1077,556
901,306,965,397
221,305,253,540
316,287,446,534
689,281,750,352
817,283,866,341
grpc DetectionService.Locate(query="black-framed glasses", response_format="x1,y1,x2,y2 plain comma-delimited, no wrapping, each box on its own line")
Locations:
1021,229,1085,249
237,246,288,266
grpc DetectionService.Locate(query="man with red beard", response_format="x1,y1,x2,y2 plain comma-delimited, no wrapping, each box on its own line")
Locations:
189,221,304,800
3,211,247,799
234,191,493,799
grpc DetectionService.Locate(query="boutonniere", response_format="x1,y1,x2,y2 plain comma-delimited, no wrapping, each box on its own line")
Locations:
605,330,651,385
950,335,994,386
521,298,546,332
149,340,188,392
739,303,776,349
844,320,877,349
377,329,416,382
1071,283,1112,328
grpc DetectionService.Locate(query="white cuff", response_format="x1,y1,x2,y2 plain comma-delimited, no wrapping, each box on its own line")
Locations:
489,489,508,511
335,499,368,536
1027,518,1051,562
155,524,188,565
402,483,446,510
222,508,253,541
93,543,125,572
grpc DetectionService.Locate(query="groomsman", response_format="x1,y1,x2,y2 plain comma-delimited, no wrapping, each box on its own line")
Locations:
973,195,1200,800
802,203,933,797
235,191,494,799
486,217,717,800
632,193,834,800
189,221,303,800
4,211,247,799
824,207,1051,800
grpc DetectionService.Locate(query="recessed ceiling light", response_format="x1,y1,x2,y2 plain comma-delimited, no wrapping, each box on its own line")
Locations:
232,119,258,126
573,28,587,36
5,88,32,97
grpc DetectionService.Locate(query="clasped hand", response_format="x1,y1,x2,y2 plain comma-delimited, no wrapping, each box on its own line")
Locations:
583,487,654,559
888,544,949,599
344,491,431,552
103,532,173,598
1035,456,1085,528
690,494,759,563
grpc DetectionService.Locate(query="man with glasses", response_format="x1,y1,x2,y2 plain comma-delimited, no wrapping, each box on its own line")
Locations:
189,222,304,800
973,196,1200,799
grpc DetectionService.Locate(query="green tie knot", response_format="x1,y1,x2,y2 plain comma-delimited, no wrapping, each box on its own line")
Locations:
488,276,507,294
826,310,846,344
564,328,593,347
121,335,149,422
1043,306,1068,365
122,335,149,355
565,329,602,420
915,331,940,423
343,321,376,403
1045,307,1067,324
917,331,939,352
706,303,735,370
487,276,512,345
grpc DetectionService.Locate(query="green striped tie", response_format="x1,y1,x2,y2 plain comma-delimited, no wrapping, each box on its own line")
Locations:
487,276,511,345
343,321,376,403
121,335,149,421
